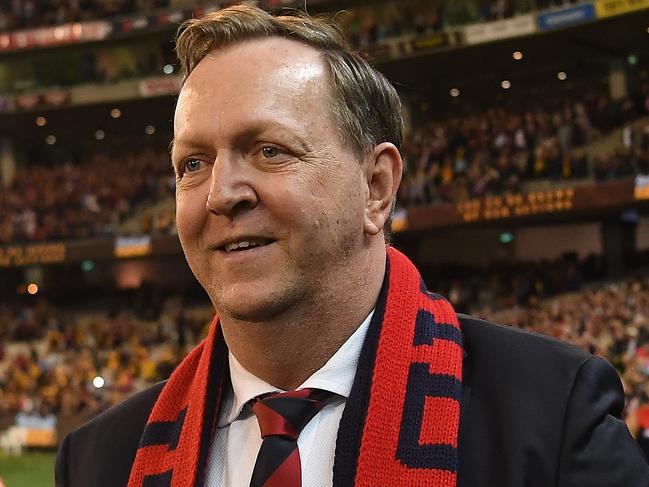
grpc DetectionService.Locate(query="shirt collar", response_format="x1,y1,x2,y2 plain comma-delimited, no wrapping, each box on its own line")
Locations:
218,309,374,428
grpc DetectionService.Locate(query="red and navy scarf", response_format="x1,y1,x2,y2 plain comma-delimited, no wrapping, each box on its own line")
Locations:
128,246,463,487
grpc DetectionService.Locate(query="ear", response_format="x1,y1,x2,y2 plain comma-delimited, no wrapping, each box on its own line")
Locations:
363,142,403,236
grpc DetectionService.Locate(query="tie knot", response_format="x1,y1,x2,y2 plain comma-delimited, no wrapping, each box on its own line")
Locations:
251,388,333,440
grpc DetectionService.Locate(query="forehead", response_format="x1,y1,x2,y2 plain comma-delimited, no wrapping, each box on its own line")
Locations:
174,37,331,144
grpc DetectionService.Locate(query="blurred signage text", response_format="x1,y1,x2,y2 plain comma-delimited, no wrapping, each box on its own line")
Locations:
595,0,649,17
0,21,112,52
114,236,152,258
464,14,536,44
0,243,66,267
456,189,575,223
537,3,597,30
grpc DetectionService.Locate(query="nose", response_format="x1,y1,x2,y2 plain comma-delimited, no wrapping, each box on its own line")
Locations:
206,154,258,216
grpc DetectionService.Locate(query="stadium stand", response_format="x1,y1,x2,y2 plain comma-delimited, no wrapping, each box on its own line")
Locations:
0,289,213,447
1,257,649,455
0,0,575,35
398,88,649,207
0,145,175,244
2,82,647,244
1,0,649,476
0,0,172,33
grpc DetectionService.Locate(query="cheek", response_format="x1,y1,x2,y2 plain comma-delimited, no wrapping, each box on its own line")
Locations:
176,190,207,244
302,185,364,238
326,174,366,222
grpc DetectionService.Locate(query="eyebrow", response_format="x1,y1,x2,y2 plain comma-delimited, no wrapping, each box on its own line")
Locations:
170,137,215,158
171,120,312,160
233,124,312,154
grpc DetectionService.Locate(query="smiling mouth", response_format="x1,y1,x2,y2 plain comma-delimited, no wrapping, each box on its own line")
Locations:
219,238,274,253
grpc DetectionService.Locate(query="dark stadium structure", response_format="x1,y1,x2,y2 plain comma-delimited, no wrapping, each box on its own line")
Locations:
2,1,649,481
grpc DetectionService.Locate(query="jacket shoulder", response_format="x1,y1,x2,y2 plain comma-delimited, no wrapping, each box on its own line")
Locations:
56,381,165,487
458,313,591,369
456,313,596,442
456,314,649,487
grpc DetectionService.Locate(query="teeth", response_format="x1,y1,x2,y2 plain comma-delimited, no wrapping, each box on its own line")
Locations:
224,240,267,252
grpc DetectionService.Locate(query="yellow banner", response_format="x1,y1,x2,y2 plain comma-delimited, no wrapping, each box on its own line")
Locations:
595,0,649,17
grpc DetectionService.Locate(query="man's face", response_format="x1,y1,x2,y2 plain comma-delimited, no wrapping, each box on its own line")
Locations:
172,37,369,322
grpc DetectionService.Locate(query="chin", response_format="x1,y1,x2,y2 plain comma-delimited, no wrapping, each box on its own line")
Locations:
210,282,304,323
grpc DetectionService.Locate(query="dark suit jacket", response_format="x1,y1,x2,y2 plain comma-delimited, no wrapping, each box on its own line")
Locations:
55,315,649,486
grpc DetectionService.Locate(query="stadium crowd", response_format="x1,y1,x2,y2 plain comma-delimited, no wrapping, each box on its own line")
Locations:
343,0,583,48
0,0,172,32
2,0,648,467
397,86,649,206
0,146,175,244
0,288,212,427
0,0,579,95
3,83,648,244
423,252,601,313
0,0,582,35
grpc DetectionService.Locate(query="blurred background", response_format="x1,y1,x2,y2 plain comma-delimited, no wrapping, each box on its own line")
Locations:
1,0,649,484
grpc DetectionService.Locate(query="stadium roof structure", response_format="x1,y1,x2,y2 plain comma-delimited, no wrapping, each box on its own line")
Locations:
380,9,649,115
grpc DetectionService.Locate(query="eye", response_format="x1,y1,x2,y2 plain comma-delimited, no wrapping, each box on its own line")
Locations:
185,158,203,173
261,146,280,158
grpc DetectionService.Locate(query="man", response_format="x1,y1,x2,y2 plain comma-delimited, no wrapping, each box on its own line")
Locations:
55,5,649,487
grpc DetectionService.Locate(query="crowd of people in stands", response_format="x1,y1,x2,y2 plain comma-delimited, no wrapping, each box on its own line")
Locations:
0,287,212,426
593,122,649,180
397,86,649,207
423,251,602,313
1,254,648,457
0,0,583,95
342,0,581,48
0,0,582,36
0,0,171,32
0,146,175,244
2,83,648,244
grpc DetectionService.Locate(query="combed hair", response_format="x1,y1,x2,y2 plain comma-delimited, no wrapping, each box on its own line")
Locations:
175,4,404,157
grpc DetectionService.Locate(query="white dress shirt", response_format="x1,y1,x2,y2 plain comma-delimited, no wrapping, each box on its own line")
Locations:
204,310,374,487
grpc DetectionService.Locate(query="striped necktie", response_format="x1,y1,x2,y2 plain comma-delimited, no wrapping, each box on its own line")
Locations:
249,388,334,487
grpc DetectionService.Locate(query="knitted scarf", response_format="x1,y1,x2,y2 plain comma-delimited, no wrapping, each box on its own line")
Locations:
127,246,463,487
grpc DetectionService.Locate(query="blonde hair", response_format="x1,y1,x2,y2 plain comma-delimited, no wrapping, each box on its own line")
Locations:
175,4,403,156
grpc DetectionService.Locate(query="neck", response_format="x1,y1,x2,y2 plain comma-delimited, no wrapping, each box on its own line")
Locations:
219,245,386,391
